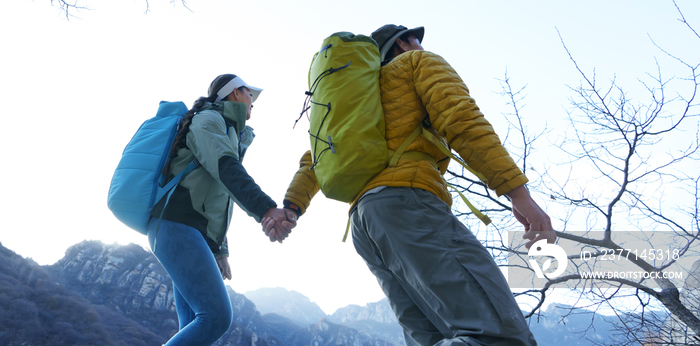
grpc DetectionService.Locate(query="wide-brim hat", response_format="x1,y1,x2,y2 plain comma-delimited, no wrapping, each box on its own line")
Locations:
215,76,263,103
371,24,425,62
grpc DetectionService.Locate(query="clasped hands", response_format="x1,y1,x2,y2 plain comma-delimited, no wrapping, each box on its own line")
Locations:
261,207,298,243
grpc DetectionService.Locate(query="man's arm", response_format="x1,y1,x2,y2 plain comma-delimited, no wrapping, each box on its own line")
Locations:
283,150,320,217
411,50,527,196
411,51,555,246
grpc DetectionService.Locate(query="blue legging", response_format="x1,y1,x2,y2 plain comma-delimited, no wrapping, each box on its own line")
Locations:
147,218,233,346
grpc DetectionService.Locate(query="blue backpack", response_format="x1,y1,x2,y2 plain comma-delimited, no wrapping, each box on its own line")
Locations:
108,101,199,235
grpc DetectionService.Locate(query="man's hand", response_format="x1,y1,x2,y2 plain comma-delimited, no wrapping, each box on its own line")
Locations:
261,207,297,243
216,256,232,280
506,185,557,249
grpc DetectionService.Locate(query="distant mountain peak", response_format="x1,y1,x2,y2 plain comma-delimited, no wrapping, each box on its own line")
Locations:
244,287,327,327
330,298,397,324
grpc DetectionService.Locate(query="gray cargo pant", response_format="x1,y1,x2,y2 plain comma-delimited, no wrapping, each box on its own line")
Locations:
351,187,537,346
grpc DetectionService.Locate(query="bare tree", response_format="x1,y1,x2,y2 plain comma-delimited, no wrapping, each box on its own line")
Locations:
611,260,700,345
447,1,699,344
49,0,190,19
50,0,89,19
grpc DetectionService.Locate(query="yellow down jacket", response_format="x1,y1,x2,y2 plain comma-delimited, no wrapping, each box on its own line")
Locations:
284,50,528,215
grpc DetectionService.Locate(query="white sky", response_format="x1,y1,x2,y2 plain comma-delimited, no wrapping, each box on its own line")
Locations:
1,0,698,315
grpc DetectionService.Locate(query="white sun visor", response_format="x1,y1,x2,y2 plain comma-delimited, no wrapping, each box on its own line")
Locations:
215,76,263,103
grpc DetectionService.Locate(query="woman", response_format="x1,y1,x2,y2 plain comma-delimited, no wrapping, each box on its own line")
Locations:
148,73,296,345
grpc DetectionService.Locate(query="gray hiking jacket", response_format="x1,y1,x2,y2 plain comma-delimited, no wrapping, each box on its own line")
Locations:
152,101,276,256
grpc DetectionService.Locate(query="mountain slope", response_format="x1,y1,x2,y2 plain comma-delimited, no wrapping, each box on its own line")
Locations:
18,240,395,346
283,318,395,346
0,242,166,346
44,240,292,345
329,298,403,345
1,240,638,345
330,299,396,324
47,240,179,337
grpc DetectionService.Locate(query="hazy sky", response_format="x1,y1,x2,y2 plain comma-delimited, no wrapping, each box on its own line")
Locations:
1,0,697,314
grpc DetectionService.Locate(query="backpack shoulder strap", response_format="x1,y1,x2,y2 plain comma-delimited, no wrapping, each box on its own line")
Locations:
419,127,488,183
387,120,487,184
387,120,492,226
388,125,424,167
419,128,491,225
156,160,200,203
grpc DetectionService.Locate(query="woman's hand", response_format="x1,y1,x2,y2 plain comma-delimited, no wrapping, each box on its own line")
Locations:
216,256,232,280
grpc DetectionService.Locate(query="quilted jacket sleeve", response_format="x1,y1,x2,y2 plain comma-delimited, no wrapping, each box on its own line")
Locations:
284,150,320,216
411,51,528,196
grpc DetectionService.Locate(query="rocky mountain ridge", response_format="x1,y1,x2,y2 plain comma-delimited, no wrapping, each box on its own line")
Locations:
245,287,403,345
2,240,397,346
1,240,647,345
47,241,181,336
330,299,397,325
326,299,403,345
0,241,167,345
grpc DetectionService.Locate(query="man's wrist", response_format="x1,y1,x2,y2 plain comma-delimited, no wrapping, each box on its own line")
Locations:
283,200,302,217
505,184,529,201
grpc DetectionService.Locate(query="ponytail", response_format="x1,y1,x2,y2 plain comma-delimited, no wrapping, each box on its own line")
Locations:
161,74,240,177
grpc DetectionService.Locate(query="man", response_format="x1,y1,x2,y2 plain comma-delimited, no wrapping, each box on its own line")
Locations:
272,25,556,345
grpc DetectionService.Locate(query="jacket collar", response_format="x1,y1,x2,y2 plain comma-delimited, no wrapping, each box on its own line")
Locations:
200,101,248,134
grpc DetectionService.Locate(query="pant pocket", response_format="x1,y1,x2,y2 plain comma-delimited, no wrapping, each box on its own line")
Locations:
452,251,530,336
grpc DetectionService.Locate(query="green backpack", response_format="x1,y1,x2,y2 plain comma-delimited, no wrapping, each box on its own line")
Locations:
299,32,491,235
299,32,386,203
